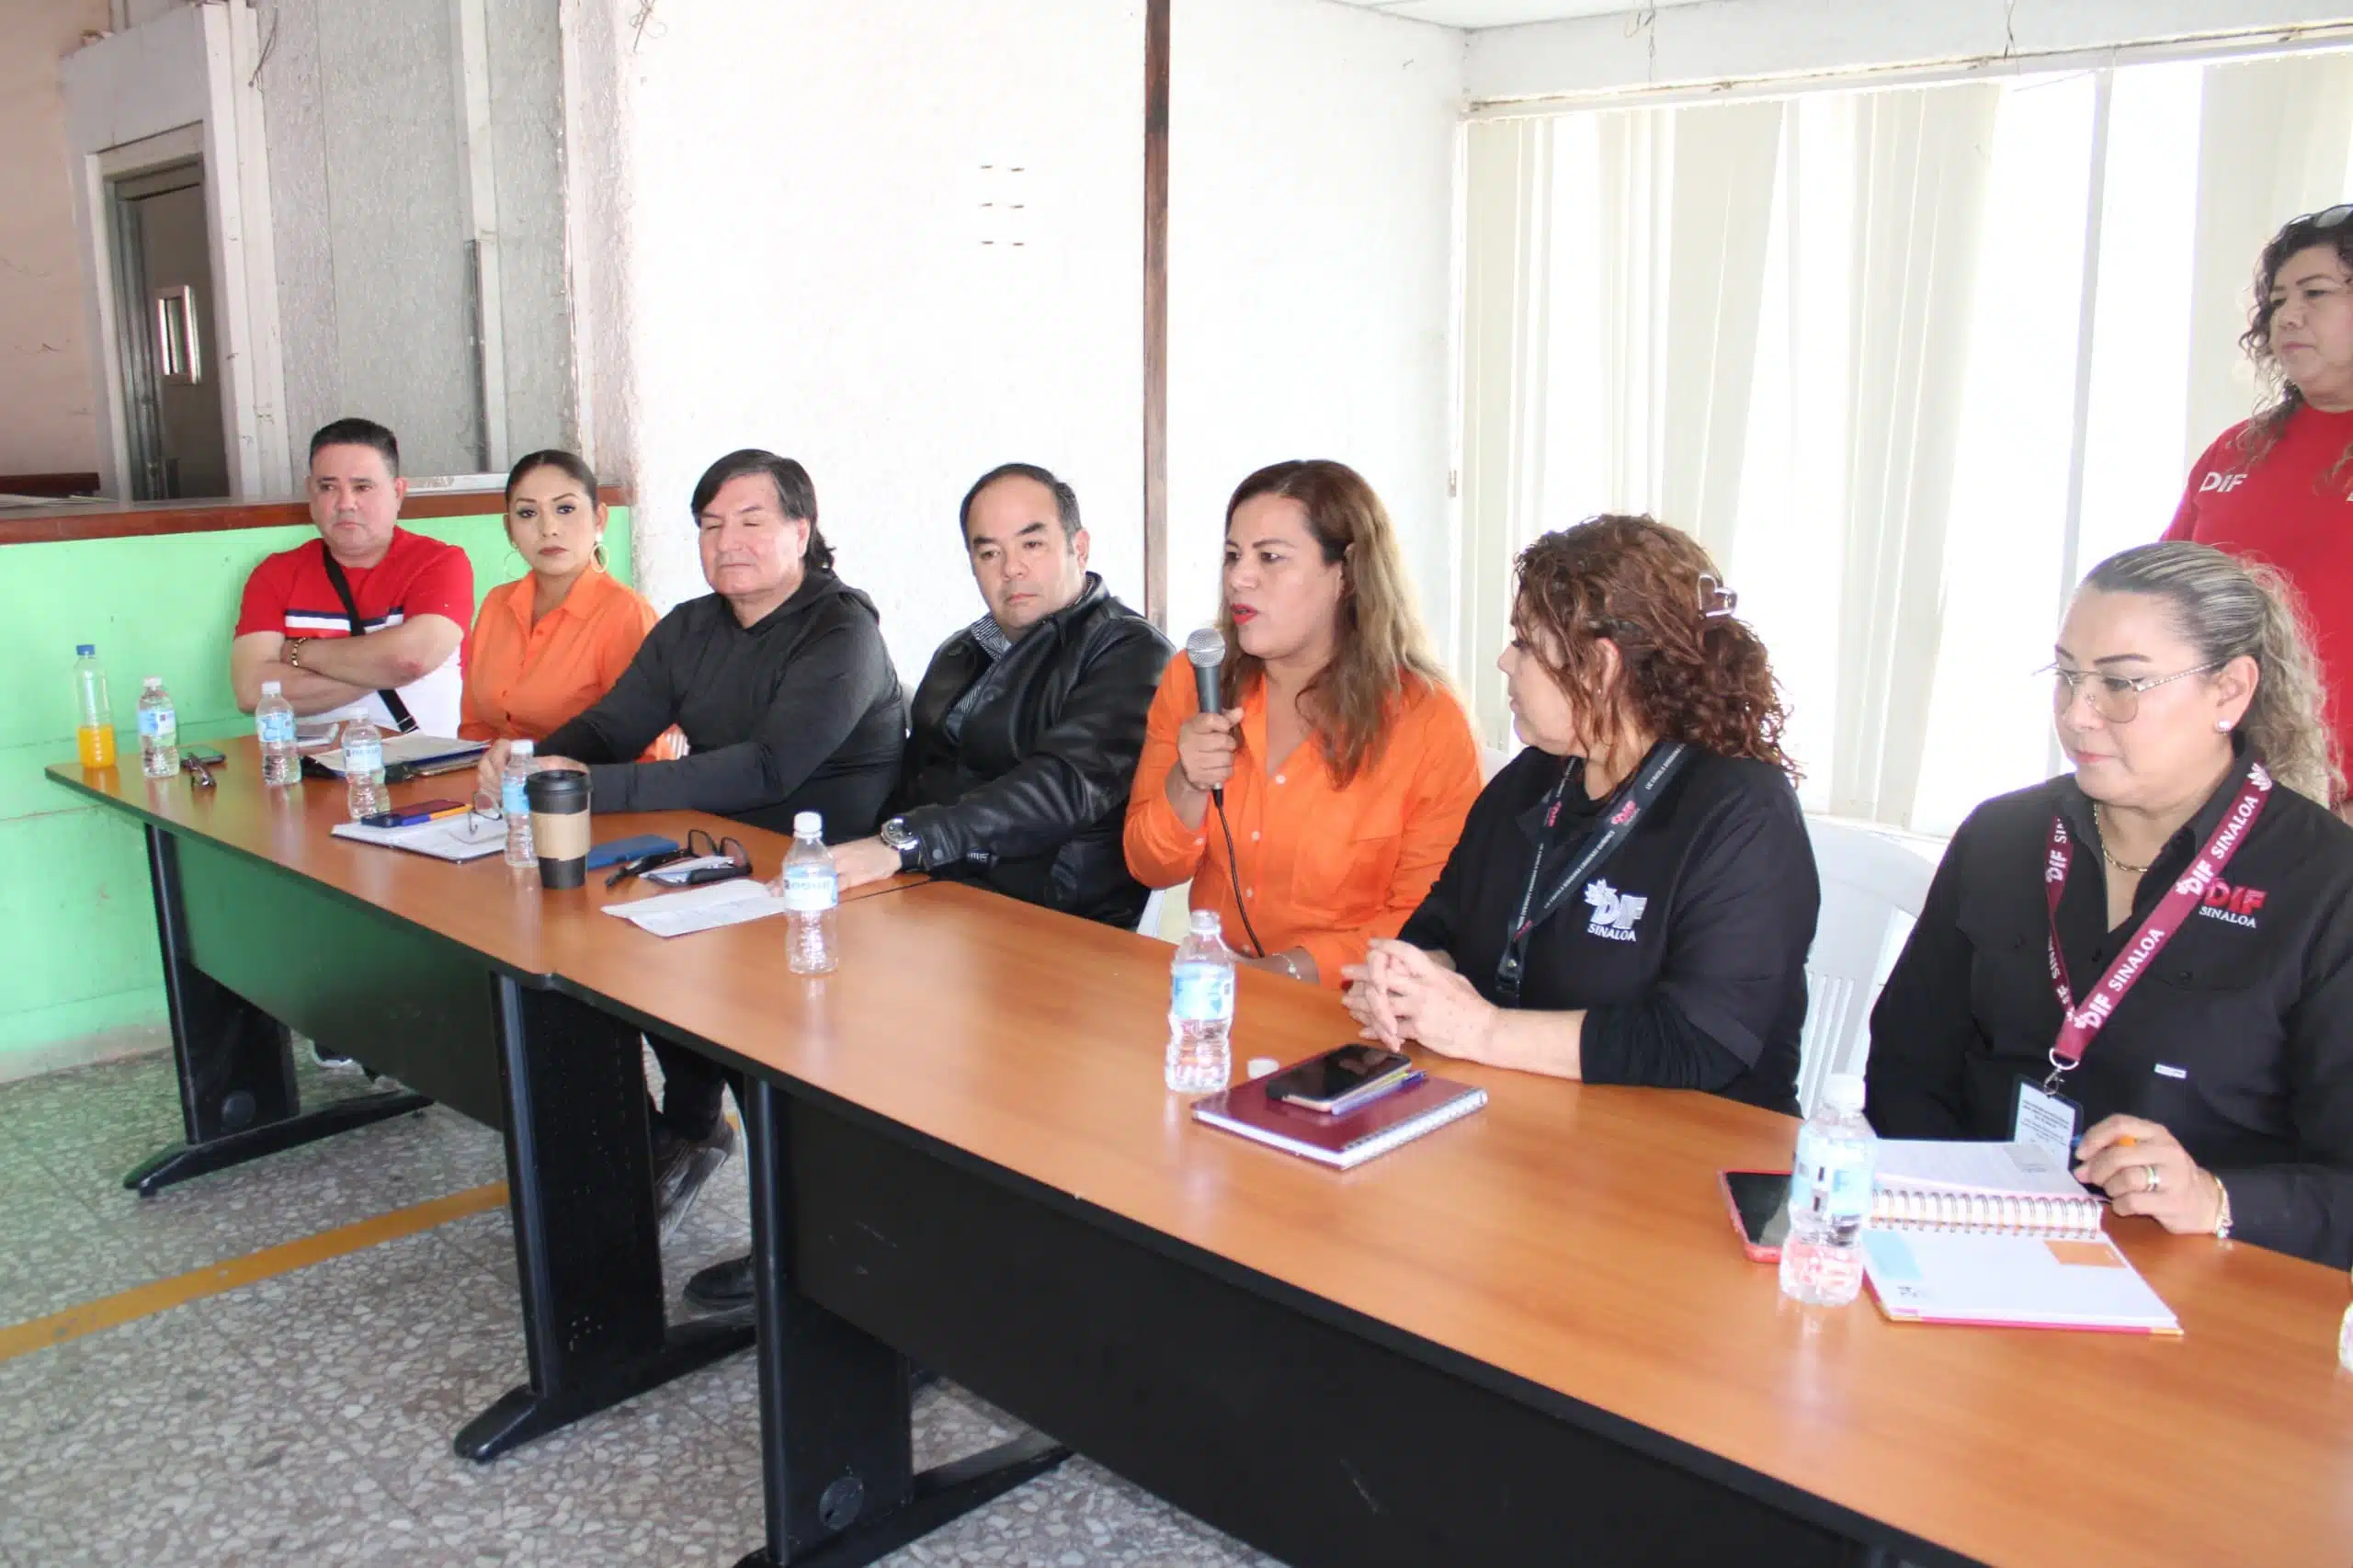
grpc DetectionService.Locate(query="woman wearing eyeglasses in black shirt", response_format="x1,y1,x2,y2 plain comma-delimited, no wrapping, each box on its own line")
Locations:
1342,516,1818,1113
1869,541,2353,1269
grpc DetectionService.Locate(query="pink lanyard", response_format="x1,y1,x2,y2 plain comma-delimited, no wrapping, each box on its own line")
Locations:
2040,761,2273,1088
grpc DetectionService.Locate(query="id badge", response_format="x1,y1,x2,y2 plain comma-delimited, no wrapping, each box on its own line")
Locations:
2013,1075,2083,1160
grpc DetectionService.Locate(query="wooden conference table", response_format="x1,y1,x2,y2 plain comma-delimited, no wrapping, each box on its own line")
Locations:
50,745,2353,1567
44,741,899,1460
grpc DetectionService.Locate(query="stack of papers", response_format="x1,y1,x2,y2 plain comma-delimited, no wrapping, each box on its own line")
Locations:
603,879,790,938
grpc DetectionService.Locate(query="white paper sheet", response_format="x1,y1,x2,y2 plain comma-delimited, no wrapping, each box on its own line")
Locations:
602,879,789,938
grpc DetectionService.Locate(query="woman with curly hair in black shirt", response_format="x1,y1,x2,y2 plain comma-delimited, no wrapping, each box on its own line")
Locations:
1343,515,1818,1113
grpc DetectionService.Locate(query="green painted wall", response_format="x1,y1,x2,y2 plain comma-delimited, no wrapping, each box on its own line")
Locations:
1,507,635,1065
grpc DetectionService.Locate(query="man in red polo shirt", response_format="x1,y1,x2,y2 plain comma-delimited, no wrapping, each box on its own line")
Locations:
231,419,472,736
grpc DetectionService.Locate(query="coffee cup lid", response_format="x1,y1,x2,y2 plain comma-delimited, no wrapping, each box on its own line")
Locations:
525,767,590,805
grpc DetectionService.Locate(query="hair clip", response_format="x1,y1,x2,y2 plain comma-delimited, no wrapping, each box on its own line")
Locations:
1697,574,1738,619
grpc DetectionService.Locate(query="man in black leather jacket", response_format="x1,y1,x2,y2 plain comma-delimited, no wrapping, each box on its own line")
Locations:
829,462,1171,926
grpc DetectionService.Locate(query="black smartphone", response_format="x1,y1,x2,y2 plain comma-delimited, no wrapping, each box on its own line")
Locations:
1720,1169,1794,1262
1264,1044,1417,1115
184,748,226,766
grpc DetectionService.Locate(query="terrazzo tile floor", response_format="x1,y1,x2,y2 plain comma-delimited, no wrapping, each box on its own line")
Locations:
0,1049,1287,1568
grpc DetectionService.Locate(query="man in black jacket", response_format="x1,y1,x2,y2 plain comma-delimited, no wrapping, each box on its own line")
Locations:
478,449,904,1260
680,463,1167,1314
830,461,1171,926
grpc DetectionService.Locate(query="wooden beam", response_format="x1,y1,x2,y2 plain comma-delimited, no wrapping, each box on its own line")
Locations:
1142,0,1170,630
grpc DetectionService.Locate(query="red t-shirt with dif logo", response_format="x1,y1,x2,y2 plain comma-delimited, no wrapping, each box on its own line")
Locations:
234,528,474,735
2167,403,2353,787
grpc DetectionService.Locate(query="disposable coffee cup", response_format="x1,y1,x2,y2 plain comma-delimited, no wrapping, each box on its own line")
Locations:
526,767,592,889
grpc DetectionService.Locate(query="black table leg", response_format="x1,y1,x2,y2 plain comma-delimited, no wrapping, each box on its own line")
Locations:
126,824,429,1195
456,979,754,1461
733,1077,1069,1568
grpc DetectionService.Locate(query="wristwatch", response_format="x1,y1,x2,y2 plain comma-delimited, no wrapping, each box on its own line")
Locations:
2212,1176,2234,1241
879,816,921,869
284,636,309,671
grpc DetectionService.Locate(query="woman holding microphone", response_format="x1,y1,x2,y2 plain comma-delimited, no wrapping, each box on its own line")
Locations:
1868,541,2353,1268
1124,460,1482,986
2169,204,2353,797
1342,517,1817,1112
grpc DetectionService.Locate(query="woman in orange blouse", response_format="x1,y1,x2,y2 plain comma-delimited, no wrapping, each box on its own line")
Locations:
461,450,667,753
1125,460,1482,986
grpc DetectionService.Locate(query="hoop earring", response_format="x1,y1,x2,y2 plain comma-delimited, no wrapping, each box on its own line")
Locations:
593,540,609,572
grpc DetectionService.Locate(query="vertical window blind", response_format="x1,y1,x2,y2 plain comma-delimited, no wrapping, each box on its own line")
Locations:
1458,49,2353,834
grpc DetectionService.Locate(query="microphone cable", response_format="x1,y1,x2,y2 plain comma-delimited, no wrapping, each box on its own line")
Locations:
1210,789,1268,960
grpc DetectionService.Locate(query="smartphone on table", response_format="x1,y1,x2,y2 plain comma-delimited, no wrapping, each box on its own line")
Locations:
1719,1169,1794,1262
1263,1044,1419,1116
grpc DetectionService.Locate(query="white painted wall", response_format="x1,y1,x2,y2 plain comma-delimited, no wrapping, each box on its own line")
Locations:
0,0,110,477
574,0,1466,690
585,0,1148,680
1168,0,1467,653
1467,0,2353,101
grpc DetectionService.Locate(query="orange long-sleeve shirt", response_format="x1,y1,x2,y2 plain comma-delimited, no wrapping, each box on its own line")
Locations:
1123,653,1482,987
460,569,659,745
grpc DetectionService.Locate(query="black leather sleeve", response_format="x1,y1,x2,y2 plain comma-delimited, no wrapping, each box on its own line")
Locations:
897,618,1170,869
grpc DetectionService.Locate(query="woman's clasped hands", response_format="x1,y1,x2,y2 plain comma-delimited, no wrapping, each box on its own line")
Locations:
1342,939,1499,1062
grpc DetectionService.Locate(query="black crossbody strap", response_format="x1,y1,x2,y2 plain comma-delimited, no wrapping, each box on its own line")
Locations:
316,548,418,734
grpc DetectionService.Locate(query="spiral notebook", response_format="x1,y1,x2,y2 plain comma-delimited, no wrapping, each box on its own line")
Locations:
1191,1071,1486,1170
1861,1230,2179,1334
1858,1141,2177,1334
1870,1140,2108,1237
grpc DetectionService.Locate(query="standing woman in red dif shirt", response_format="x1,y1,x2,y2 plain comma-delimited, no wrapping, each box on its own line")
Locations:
460,450,676,759
2169,204,2353,799
1125,460,1483,987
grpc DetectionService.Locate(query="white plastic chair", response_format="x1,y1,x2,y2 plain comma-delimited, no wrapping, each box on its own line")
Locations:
1796,816,1938,1116
1137,886,1171,941
1479,743,1518,782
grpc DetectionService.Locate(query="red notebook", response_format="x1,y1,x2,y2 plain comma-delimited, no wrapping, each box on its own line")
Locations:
1191,1070,1487,1169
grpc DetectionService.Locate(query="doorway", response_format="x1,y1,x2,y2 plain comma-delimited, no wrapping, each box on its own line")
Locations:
108,160,230,500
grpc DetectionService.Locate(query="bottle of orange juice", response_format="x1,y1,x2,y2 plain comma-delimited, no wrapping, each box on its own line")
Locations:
74,643,116,770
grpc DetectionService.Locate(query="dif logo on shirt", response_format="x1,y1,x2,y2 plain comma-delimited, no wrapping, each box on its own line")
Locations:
1582,880,1649,942
2197,880,2266,929
2198,471,2249,494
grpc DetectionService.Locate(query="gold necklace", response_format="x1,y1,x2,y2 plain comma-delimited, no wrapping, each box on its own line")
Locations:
2091,802,2153,875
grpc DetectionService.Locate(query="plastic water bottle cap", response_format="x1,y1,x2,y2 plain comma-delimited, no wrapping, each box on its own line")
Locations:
76,643,95,657
260,680,282,696
1823,1073,1867,1114
1246,1058,1279,1080
793,811,824,837
510,738,534,757
142,676,163,691
1188,909,1222,935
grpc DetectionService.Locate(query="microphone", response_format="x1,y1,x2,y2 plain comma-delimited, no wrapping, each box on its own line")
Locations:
1185,627,1227,807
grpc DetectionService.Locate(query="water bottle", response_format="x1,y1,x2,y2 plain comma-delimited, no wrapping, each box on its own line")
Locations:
256,682,301,786
342,714,389,821
1165,910,1237,1094
136,676,180,778
501,740,537,867
73,644,116,769
1780,1073,1877,1307
782,812,839,974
